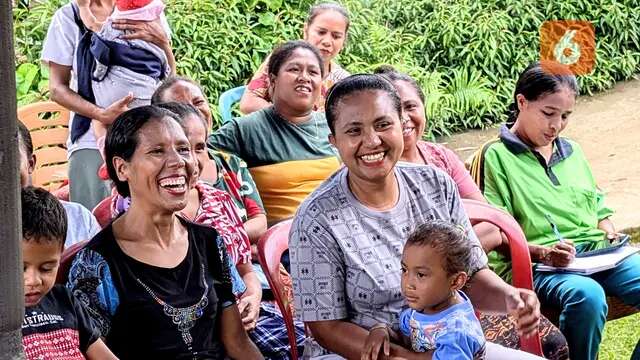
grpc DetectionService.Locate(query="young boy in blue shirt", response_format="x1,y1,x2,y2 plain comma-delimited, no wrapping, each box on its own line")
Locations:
362,220,486,360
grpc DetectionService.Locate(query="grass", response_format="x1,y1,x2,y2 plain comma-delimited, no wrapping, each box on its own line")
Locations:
598,227,640,359
600,314,640,359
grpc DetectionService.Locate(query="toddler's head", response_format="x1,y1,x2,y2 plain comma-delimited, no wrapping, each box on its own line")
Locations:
401,220,476,314
22,187,67,307
113,0,164,21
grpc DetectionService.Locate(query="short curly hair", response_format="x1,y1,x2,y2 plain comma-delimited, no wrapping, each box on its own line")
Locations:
405,220,479,275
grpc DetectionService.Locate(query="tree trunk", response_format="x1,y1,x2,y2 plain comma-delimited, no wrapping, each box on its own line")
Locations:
0,0,25,357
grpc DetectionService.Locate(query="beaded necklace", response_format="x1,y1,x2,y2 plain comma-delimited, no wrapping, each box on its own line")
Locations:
135,264,209,351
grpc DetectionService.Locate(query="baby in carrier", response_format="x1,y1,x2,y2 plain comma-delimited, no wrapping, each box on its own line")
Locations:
75,0,171,141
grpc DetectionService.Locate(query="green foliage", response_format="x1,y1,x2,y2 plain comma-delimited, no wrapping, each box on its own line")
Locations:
13,0,65,105
15,62,49,106
600,312,640,359
13,0,640,135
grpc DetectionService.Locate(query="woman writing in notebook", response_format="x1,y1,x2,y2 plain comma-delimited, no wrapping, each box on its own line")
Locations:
471,61,640,360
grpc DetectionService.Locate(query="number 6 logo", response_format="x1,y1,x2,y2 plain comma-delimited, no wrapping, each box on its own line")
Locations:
540,20,596,75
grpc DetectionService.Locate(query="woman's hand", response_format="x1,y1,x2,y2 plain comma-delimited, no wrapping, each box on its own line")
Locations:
97,93,134,125
112,18,176,75
361,327,391,360
112,18,170,48
504,287,541,338
541,241,576,267
238,292,261,331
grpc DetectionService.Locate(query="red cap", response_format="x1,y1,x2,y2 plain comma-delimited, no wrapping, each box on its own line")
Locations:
116,0,154,11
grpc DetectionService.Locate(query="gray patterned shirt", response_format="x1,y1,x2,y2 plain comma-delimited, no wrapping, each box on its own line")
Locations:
289,163,487,356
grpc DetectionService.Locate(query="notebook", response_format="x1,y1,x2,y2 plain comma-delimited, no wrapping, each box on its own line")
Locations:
535,246,640,275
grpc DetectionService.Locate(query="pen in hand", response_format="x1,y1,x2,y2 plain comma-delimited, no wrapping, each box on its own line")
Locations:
545,214,565,244
542,214,576,267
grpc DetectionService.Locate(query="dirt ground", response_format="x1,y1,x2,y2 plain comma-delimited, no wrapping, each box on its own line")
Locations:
440,77,640,231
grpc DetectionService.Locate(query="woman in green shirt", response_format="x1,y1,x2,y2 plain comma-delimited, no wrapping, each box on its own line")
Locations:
209,41,340,224
472,61,640,360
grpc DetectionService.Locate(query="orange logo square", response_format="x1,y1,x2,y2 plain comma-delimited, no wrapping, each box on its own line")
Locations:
540,20,596,75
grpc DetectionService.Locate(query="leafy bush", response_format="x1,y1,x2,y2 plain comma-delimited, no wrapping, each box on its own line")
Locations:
15,62,49,106
13,0,640,135
13,0,64,105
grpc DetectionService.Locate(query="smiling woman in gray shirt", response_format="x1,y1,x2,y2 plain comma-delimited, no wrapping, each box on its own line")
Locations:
289,74,544,360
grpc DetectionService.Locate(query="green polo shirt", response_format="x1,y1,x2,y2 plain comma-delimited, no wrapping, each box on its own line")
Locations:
474,125,614,281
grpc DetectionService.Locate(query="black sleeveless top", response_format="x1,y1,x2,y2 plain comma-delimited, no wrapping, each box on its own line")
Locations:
67,217,235,359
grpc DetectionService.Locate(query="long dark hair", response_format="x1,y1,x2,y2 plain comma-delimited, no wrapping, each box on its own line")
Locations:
508,61,578,123
104,105,181,197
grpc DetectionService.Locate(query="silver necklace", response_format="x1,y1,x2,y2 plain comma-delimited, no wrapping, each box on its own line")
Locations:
135,264,209,350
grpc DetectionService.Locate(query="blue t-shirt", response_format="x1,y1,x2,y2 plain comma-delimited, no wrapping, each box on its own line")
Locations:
399,291,486,360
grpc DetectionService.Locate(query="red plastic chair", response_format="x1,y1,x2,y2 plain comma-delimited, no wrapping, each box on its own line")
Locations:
462,199,544,356
56,240,88,284
257,219,299,360
258,204,543,357
92,195,114,228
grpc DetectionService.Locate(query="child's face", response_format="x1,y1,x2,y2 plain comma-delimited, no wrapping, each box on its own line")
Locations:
23,239,62,307
401,244,459,314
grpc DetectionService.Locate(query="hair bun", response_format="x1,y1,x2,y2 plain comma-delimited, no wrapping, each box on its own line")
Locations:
373,65,398,75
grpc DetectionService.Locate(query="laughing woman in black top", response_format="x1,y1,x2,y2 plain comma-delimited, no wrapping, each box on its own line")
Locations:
67,105,263,359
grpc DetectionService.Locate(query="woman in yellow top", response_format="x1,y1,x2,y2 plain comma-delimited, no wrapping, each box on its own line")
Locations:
209,41,340,224
239,2,350,114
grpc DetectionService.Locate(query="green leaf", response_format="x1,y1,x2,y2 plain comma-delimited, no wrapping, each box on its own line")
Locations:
258,12,276,26
16,62,39,96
